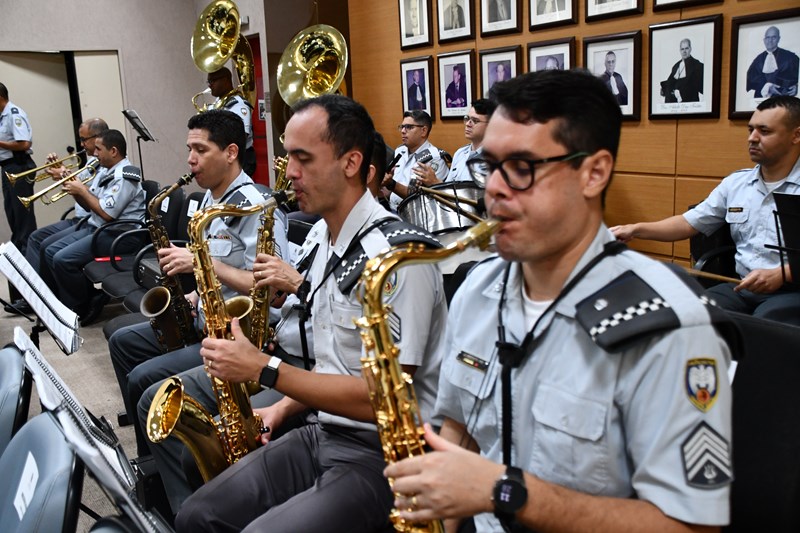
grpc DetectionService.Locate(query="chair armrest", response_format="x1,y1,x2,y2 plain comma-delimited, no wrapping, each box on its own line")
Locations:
694,245,736,273
90,218,146,256
108,228,151,271
60,206,75,221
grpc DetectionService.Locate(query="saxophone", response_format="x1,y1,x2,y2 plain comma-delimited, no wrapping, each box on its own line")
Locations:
146,189,296,482
140,174,201,352
248,157,291,349
355,219,500,533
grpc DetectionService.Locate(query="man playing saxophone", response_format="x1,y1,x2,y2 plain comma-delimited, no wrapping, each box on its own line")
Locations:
176,95,447,533
108,109,287,459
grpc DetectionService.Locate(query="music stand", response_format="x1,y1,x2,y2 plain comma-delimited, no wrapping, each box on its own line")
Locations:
766,192,800,288
122,109,156,179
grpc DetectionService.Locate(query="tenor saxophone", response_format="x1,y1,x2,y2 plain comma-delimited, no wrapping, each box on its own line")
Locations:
147,189,296,482
355,219,500,533
248,157,292,350
140,174,201,352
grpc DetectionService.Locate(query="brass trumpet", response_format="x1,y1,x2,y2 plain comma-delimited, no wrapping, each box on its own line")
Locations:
6,150,84,184
18,159,99,208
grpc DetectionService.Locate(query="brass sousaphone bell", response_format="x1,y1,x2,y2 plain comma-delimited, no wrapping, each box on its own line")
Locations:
191,0,256,111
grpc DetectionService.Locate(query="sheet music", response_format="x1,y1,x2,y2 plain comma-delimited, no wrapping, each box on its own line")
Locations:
14,329,170,532
0,241,80,354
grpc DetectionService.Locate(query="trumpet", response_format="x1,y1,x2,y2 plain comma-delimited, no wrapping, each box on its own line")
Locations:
6,150,84,184
18,159,100,208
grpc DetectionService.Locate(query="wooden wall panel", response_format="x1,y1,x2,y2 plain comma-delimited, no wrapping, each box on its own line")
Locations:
673,176,723,258
348,0,799,264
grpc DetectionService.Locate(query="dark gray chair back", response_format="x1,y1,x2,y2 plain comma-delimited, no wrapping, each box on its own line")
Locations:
0,345,31,456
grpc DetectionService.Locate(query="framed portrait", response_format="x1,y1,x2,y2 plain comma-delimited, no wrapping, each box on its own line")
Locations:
729,8,800,120
438,0,474,43
530,0,577,30
528,37,576,73
399,0,433,49
480,46,521,97
480,0,522,37
584,31,642,120
649,15,722,119
585,0,642,23
438,50,474,119
401,56,435,117
653,0,722,12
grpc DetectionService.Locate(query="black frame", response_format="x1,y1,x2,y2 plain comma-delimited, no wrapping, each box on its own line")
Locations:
653,0,722,12
400,0,433,50
585,0,642,24
583,31,642,121
527,37,576,72
529,0,577,31
437,0,475,43
728,8,800,120
649,15,722,120
480,0,523,37
437,49,475,120
401,56,435,117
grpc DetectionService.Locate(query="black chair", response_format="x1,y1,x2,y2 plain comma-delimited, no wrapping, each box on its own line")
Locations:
0,413,84,533
688,211,737,289
0,345,31,456
724,312,800,531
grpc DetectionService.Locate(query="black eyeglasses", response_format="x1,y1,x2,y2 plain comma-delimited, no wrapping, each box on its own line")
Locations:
397,124,424,131
79,134,98,143
463,115,487,125
466,152,589,190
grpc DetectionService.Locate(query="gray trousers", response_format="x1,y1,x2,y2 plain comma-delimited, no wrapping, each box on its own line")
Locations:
175,422,393,533
706,283,800,326
138,353,309,514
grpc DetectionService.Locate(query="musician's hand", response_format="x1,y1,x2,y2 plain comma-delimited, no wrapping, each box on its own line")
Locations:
185,292,199,317
254,253,303,294
413,163,440,187
158,244,193,275
201,317,268,383
735,267,784,294
62,177,89,197
253,405,286,445
385,424,501,522
609,224,637,243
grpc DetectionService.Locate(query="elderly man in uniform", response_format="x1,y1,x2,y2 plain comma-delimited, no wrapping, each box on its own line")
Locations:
176,94,447,532
207,67,256,176
0,82,38,306
746,26,799,98
42,129,145,324
612,95,800,326
108,109,284,458
382,109,449,210
385,69,735,532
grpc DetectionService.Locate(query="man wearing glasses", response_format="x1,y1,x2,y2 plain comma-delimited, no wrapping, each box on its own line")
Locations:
384,69,735,532
383,109,448,210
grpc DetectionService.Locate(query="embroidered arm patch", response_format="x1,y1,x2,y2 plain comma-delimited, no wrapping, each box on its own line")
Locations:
681,421,732,489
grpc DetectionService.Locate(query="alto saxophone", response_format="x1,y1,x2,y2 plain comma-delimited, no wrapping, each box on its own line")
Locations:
140,174,201,352
147,189,296,482
248,157,292,350
356,219,500,533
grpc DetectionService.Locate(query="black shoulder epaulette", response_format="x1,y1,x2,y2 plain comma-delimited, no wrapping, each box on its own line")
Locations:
575,270,680,352
121,165,142,183
333,219,442,294
221,185,268,226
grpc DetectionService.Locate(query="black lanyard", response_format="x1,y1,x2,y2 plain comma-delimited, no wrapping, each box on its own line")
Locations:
496,241,626,466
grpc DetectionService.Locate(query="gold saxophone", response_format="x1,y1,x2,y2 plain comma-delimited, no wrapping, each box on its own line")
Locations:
355,219,500,533
147,189,296,482
248,157,292,349
140,174,201,352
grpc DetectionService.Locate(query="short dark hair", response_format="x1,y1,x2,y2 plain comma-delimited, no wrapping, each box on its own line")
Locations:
757,95,800,129
84,118,109,136
489,69,622,160
472,98,496,117
97,129,127,157
372,131,391,179
187,109,246,162
293,94,376,183
403,109,433,133
0,82,8,100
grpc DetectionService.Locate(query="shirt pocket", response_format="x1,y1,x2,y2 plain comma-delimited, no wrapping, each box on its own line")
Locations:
530,383,609,494
330,299,363,372
724,208,749,225
208,238,233,257
443,355,498,445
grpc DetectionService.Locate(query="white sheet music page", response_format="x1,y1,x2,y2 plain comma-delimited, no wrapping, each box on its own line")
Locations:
0,241,80,354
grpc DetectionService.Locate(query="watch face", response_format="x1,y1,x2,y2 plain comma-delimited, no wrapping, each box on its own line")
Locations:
495,478,527,513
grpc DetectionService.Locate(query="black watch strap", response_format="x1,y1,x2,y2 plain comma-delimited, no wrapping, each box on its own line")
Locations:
493,466,528,529
258,356,281,389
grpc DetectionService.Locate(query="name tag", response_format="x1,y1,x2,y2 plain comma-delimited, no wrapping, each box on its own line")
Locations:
456,351,489,372
728,207,743,213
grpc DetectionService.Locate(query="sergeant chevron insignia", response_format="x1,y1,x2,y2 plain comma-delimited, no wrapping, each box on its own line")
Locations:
682,421,732,489
388,310,401,344
685,358,718,412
